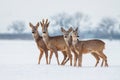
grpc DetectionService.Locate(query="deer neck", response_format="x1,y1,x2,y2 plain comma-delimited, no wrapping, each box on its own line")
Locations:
65,36,72,47
33,31,41,42
72,37,78,46
42,32,49,45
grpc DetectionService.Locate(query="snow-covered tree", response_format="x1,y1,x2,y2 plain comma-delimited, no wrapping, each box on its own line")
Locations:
95,17,118,39
8,21,26,34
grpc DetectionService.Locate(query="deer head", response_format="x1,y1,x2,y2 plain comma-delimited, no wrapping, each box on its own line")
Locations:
40,19,50,36
29,22,39,34
61,27,73,39
61,27,73,45
71,27,79,42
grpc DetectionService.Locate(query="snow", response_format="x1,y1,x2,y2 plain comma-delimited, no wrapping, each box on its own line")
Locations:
0,39,120,80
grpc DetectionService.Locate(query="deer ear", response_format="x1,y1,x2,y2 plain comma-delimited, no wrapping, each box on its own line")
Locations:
61,27,65,33
45,19,48,24
42,19,44,23
36,22,39,26
68,27,73,33
29,22,33,27
40,22,43,27
75,27,78,31
46,22,50,27
36,22,39,28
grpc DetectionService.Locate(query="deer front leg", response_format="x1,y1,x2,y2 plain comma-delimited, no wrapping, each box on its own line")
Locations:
63,58,69,65
62,51,69,65
61,51,67,65
38,50,44,64
51,46,60,65
67,49,72,66
71,49,78,67
44,50,49,64
54,50,60,65
74,53,78,67
49,50,53,64
78,52,82,67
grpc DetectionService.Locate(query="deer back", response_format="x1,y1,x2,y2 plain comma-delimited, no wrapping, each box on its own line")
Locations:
79,39,105,53
47,36,68,51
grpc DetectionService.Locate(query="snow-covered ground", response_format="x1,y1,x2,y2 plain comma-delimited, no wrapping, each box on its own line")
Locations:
0,39,120,80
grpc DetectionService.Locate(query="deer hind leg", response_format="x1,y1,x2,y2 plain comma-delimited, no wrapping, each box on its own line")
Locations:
102,52,108,67
44,50,49,64
49,50,53,64
38,50,44,64
91,52,100,67
61,51,68,65
98,51,108,67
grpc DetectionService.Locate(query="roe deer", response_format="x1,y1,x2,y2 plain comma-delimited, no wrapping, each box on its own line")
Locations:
40,19,72,66
29,22,49,64
61,27,78,66
71,27,108,67
61,27,101,67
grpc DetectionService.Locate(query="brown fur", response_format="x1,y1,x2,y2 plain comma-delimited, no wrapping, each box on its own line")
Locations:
40,19,72,66
61,27,101,67
61,27,78,66
72,27,108,67
29,22,49,64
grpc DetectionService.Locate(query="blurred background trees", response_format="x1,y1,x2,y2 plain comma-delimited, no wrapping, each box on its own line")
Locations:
50,12,120,40
7,21,26,34
94,17,119,40
2,12,120,40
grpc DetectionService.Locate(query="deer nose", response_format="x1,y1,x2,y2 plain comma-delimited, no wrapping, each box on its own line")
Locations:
64,36,67,38
43,32,46,33
77,36,79,37
32,31,35,33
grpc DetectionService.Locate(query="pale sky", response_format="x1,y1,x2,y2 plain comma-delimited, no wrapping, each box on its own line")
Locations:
0,0,120,33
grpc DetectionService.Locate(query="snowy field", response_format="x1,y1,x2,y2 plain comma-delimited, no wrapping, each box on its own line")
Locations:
0,39,120,80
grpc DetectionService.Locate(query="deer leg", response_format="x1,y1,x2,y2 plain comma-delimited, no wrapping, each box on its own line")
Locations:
63,58,69,65
91,52,100,67
61,51,67,65
101,52,108,67
98,51,108,67
63,51,70,65
72,50,78,67
67,50,72,66
78,53,82,67
74,54,78,67
38,50,44,64
44,50,48,64
52,47,60,65
49,50,53,64
54,51,60,65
